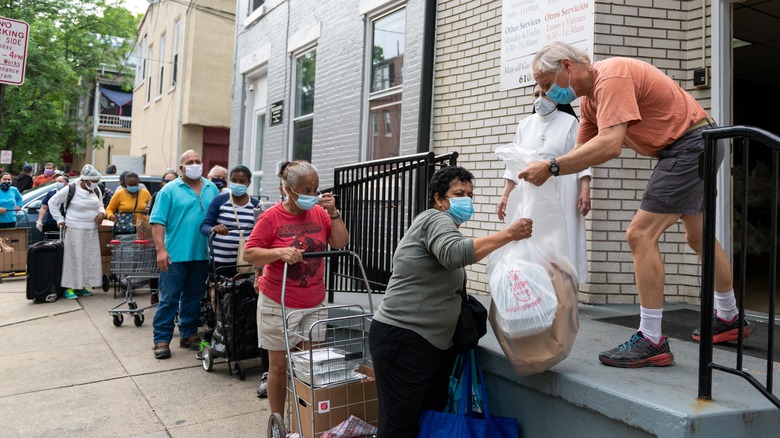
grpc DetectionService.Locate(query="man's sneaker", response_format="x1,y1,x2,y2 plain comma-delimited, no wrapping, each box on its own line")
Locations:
75,288,93,297
257,371,268,398
153,342,171,359
598,331,675,368
691,314,756,344
63,288,78,300
180,334,201,350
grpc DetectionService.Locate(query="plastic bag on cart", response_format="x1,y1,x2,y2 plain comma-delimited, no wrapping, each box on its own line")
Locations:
211,275,259,359
321,415,378,438
486,144,575,337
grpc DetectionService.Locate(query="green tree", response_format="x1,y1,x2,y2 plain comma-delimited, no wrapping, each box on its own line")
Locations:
0,0,139,168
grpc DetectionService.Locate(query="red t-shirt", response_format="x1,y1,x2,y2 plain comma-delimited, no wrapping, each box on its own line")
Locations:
246,203,332,308
576,57,709,157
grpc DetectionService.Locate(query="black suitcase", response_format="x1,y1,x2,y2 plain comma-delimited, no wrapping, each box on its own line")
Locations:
26,239,64,303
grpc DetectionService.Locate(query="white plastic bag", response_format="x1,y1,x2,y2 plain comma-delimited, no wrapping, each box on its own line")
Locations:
487,143,576,337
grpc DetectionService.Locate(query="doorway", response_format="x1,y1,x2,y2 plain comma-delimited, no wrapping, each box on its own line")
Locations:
732,0,780,313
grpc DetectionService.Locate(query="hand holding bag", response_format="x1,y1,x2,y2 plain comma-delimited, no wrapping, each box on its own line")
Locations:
418,350,518,438
452,275,488,353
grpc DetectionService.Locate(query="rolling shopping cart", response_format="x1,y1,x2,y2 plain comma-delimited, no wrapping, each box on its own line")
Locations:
267,250,378,438
108,238,159,327
200,228,263,380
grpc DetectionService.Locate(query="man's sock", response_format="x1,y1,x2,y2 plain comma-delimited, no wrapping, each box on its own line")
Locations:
714,289,738,321
638,306,663,344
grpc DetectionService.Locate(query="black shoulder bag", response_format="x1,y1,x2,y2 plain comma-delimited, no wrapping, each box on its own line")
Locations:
452,274,488,353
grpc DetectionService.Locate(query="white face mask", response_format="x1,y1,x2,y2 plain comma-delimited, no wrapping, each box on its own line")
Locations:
183,164,203,180
84,181,97,191
534,96,557,116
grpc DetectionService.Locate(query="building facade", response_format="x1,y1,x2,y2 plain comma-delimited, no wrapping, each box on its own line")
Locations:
229,0,778,308
131,0,235,176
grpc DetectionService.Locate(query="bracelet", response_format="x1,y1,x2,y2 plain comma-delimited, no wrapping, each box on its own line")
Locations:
330,210,342,220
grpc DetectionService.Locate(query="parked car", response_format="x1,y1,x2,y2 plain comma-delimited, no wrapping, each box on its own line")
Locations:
16,174,166,243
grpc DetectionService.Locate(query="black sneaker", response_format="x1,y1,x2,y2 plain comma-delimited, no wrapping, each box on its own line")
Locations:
691,314,755,344
598,331,675,368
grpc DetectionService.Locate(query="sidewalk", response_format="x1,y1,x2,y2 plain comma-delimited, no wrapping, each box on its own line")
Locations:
0,278,270,437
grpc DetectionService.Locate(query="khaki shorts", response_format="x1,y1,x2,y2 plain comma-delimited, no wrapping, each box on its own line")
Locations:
256,293,327,351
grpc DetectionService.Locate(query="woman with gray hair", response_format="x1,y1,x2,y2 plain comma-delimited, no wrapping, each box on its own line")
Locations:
244,160,349,419
48,164,106,300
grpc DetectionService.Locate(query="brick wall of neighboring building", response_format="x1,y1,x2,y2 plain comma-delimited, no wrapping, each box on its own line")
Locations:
433,0,712,304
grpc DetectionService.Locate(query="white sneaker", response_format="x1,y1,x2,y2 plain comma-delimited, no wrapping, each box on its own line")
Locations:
257,371,268,398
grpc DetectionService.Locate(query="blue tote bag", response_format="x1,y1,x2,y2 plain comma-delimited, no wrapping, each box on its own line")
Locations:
418,350,518,438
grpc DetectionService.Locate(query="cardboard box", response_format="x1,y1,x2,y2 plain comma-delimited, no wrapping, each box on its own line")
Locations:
290,364,378,438
98,224,113,256
0,229,28,273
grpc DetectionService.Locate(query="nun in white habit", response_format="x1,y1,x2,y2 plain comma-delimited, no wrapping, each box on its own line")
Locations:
48,164,106,298
497,84,592,284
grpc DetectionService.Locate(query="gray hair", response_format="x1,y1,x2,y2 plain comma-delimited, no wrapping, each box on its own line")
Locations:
531,41,591,75
282,160,318,188
207,165,228,178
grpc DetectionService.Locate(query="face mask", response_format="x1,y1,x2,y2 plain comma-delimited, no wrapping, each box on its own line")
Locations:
127,185,139,193
53,182,64,191
0,182,10,191
445,196,474,225
288,187,322,211
212,178,226,190
44,169,54,177
546,67,577,105
229,183,247,197
183,164,203,180
534,96,557,116
85,181,97,191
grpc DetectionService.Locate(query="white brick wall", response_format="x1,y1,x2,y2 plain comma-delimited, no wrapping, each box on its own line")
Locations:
434,0,712,305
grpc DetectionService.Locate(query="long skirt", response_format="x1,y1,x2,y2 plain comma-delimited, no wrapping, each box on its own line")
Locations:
61,227,103,289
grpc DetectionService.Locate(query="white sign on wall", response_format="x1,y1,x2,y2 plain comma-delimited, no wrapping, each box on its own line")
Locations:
500,0,594,91
0,16,29,85
0,150,11,164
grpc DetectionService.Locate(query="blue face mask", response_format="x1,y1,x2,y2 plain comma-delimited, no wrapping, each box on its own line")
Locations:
212,178,226,190
445,196,474,225
127,185,139,193
546,66,577,105
288,187,322,211
0,182,10,191
229,183,247,197
53,182,64,191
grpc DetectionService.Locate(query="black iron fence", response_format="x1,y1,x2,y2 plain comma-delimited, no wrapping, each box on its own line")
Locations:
700,126,779,409
326,151,459,299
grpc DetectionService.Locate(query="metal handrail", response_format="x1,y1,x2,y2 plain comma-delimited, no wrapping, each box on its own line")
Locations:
700,125,779,409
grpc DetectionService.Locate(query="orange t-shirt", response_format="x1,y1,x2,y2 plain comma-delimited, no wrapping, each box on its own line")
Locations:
576,57,708,157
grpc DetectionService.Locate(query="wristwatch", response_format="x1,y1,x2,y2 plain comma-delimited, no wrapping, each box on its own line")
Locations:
330,210,342,220
549,158,560,177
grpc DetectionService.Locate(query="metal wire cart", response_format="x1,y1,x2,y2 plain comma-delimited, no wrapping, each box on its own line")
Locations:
108,238,159,327
267,251,378,438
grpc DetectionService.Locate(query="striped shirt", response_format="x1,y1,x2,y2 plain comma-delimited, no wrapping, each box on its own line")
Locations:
212,199,256,264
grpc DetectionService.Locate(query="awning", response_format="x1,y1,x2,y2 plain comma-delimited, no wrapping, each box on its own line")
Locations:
101,88,133,107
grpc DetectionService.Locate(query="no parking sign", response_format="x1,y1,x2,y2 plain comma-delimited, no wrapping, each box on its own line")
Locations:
0,16,29,85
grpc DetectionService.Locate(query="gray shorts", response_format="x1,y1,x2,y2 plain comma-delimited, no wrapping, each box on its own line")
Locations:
640,123,724,216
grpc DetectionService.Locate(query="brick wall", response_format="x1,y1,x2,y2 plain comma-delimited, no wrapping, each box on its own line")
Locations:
433,0,713,305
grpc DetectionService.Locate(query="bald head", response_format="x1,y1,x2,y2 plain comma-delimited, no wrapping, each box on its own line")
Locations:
180,149,201,165
179,150,203,181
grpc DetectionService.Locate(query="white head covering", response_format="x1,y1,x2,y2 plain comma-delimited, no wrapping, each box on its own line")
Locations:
80,164,102,181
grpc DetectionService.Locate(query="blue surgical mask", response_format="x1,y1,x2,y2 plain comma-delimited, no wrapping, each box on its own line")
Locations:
534,96,557,116
288,187,322,211
127,186,139,193
546,67,577,105
53,182,64,191
229,183,247,197
445,196,474,225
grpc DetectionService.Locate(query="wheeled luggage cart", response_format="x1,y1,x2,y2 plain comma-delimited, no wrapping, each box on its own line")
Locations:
108,238,159,327
267,250,378,438
200,229,263,380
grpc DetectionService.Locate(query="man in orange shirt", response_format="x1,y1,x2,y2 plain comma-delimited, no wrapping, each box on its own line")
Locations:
519,41,753,368
33,163,57,187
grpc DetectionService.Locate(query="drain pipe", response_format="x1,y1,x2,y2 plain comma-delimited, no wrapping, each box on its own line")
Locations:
416,0,436,153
